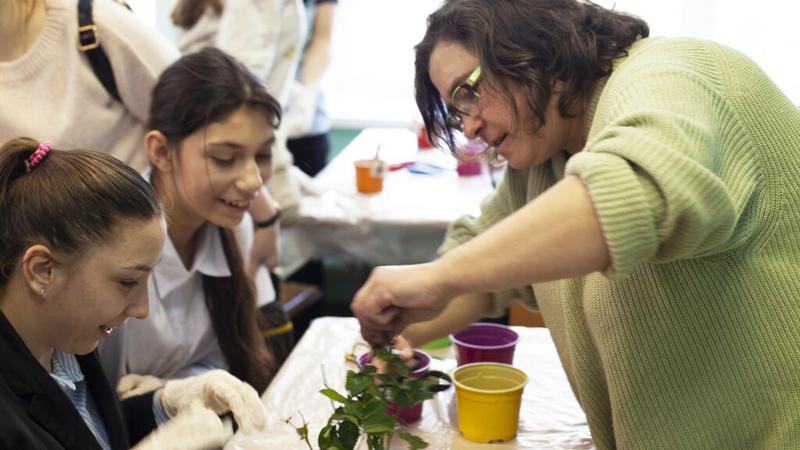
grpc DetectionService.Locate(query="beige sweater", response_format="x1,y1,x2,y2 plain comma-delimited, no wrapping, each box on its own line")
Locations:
0,0,178,170
441,38,800,449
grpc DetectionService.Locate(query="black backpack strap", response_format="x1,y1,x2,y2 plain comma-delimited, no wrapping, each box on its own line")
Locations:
77,0,121,101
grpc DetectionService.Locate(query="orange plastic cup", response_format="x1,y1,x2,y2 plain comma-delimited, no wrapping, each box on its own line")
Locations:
354,159,385,194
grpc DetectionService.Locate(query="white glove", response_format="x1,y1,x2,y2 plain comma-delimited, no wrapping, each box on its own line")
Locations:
117,374,166,400
132,404,233,450
159,370,266,434
282,81,318,139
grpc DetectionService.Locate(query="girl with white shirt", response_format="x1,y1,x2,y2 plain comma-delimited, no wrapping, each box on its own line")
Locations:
0,0,282,327
171,0,307,219
99,47,283,394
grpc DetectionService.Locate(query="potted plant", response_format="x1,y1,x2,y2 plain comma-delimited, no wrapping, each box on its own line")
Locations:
288,346,451,450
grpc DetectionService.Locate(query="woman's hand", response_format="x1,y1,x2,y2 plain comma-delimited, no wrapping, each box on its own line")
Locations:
248,188,281,275
351,263,450,344
132,404,233,450
158,370,266,434
370,335,416,374
117,374,165,400
249,224,279,274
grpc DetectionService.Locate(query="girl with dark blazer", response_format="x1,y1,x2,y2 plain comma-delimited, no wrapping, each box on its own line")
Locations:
0,138,266,450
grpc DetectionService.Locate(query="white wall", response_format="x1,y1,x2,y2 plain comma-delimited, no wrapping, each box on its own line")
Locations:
322,0,800,127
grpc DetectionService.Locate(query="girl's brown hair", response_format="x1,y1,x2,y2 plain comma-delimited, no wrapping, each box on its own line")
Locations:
148,47,282,393
171,0,223,29
415,0,649,153
0,138,162,289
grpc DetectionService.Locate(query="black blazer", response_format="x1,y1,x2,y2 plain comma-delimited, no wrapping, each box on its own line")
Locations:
0,312,156,450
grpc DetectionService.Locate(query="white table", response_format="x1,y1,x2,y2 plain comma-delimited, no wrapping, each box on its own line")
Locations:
277,128,499,276
228,317,594,449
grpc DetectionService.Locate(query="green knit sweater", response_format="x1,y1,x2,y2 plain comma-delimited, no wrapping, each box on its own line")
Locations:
440,37,800,449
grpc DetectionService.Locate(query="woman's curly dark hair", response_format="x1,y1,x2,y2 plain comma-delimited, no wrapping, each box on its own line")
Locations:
415,0,648,153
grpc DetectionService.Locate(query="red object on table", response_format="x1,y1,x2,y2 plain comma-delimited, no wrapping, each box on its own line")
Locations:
417,126,434,149
387,161,415,171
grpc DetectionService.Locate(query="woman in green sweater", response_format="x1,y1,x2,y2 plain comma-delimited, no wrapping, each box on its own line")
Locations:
351,0,800,448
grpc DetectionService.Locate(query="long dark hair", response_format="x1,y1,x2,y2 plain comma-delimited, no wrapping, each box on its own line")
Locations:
171,0,222,29
148,47,282,393
0,138,162,289
415,0,649,153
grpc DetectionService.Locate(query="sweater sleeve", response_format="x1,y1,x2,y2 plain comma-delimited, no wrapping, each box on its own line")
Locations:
566,67,761,279
93,0,179,124
439,168,537,317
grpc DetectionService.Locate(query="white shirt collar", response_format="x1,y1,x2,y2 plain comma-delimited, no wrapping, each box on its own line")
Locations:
152,221,232,300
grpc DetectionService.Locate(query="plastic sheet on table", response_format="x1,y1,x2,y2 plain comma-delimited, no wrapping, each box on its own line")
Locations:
227,317,593,450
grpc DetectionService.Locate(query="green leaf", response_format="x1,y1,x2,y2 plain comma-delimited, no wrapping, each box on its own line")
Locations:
362,410,395,434
346,370,375,395
338,420,360,449
362,398,390,417
398,431,429,449
317,424,340,450
330,412,360,426
367,434,387,450
320,387,349,404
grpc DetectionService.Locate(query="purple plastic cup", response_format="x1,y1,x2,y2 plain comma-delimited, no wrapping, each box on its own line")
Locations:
357,350,431,424
451,323,519,367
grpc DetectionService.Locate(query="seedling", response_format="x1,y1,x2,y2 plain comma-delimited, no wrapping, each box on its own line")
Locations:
288,346,450,449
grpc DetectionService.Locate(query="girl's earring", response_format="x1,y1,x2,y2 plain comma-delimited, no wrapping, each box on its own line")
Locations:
40,287,46,296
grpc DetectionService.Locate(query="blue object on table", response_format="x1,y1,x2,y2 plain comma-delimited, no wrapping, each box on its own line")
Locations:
407,162,447,175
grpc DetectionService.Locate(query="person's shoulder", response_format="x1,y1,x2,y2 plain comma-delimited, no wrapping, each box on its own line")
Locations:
44,0,73,16
91,0,179,60
608,37,723,86
0,374,43,448
622,37,717,66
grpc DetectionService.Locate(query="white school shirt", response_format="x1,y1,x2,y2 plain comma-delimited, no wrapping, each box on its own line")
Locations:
98,217,276,386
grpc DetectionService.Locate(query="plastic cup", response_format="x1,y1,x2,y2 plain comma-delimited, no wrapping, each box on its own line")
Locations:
451,323,519,366
457,160,483,176
453,362,528,443
354,159,385,194
357,350,431,423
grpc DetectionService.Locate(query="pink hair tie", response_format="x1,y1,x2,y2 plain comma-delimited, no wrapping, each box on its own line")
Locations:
25,141,53,172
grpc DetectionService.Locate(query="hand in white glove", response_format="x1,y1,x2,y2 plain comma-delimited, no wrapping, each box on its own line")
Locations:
117,374,166,400
282,81,318,139
159,370,266,434
132,404,233,450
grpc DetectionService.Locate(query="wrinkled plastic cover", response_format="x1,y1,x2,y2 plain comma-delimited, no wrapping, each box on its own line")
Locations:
276,128,499,276
228,317,594,449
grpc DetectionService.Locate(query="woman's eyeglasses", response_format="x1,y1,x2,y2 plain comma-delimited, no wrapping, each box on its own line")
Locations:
444,65,483,132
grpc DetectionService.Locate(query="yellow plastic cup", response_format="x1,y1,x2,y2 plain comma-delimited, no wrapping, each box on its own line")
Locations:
453,362,528,443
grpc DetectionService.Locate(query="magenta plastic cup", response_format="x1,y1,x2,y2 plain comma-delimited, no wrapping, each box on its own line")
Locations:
451,323,519,367
457,160,483,176
357,350,432,423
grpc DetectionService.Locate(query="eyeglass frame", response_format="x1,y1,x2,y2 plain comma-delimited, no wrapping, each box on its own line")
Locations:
444,65,483,131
